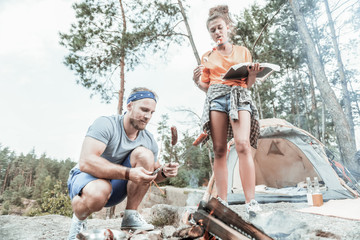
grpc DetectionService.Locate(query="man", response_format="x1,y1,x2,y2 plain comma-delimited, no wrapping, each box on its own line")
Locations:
67,87,179,240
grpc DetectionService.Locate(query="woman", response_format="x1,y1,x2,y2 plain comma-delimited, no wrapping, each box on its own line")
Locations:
193,5,262,217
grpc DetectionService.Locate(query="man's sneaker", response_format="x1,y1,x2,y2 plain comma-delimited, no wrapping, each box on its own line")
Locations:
121,210,154,231
245,199,262,217
68,214,87,240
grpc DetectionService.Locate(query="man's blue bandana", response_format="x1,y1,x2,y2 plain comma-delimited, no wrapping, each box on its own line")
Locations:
127,91,157,104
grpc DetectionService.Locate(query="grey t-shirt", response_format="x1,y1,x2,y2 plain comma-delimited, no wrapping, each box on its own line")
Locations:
83,114,158,165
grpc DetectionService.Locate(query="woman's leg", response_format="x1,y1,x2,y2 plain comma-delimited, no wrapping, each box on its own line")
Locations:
210,110,229,201
230,110,255,203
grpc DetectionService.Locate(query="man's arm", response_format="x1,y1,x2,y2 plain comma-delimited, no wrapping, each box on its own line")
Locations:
78,136,155,184
79,136,128,179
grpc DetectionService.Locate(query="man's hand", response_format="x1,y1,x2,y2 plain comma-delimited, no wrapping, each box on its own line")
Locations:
162,162,179,178
128,167,157,184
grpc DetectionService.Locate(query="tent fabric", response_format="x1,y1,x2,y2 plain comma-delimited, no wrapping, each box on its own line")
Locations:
227,118,357,204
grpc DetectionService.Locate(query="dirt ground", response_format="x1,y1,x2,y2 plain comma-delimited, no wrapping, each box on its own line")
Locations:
1,201,360,240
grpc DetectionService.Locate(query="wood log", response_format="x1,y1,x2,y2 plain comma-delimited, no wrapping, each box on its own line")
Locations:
194,210,250,240
196,198,273,240
172,225,204,239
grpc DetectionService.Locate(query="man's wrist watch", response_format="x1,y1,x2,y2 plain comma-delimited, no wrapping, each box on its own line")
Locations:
125,168,131,180
161,168,167,178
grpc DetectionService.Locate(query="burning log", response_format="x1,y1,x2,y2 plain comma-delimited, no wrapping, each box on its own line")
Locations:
173,225,205,239
194,210,251,240
193,198,273,240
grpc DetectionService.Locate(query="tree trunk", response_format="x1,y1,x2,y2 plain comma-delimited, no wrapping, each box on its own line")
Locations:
289,0,356,166
322,100,325,142
307,18,323,141
307,68,320,140
1,164,10,194
292,72,300,127
117,0,127,115
177,0,201,64
270,85,277,118
298,70,310,132
254,85,263,119
28,173,32,187
348,80,360,117
111,0,128,219
323,0,355,141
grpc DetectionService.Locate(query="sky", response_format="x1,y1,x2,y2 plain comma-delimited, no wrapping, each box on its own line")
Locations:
0,0,359,162
0,0,259,161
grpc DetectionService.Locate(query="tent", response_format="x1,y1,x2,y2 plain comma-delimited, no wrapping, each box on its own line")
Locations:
225,118,359,204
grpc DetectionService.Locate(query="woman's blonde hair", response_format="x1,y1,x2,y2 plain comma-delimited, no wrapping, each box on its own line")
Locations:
206,5,234,33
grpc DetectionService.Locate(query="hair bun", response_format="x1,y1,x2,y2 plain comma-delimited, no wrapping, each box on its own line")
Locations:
209,5,229,17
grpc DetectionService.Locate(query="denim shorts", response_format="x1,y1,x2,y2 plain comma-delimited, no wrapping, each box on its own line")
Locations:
209,94,252,114
67,153,132,207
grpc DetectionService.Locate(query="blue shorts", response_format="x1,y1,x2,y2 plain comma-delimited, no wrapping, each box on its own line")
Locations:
67,153,132,207
209,94,252,114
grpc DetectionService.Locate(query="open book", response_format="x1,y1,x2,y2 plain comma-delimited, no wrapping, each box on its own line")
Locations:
222,62,280,81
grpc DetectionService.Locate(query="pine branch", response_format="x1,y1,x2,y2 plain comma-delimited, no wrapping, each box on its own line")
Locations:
251,3,285,56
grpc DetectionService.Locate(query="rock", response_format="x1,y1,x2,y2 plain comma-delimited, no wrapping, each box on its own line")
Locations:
131,230,162,240
150,204,179,227
76,229,127,240
162,225,176,238
150,204,197,228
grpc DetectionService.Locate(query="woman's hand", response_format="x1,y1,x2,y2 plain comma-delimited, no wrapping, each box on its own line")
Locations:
192,64,209,93
247,63,263,76
193,65,204,85
246,63,263,88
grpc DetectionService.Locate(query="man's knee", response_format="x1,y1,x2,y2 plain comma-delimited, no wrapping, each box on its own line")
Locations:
130,147,155,169
81,180,112,212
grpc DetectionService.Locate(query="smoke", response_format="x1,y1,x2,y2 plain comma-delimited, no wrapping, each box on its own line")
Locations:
189,174,199,188
251,211,308,239
186,174,203,206
186,191,203,206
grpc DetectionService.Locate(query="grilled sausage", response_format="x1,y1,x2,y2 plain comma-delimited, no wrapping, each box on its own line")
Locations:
192,131,208,146
171,126,178,146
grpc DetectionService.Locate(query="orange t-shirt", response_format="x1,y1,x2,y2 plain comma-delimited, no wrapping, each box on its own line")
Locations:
201,45,252,88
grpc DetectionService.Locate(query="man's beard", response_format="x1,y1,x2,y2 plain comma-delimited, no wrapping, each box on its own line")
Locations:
130,117,146,130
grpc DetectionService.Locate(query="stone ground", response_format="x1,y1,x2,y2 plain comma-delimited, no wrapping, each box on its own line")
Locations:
1,201,360,240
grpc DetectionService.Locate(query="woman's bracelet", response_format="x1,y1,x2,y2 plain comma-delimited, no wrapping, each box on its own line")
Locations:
193,79,200,87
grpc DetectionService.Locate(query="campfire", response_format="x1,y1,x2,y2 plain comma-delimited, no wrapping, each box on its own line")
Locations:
174,198,273,240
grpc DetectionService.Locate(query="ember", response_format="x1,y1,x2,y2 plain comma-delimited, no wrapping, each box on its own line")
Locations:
201,231,216,240
103,229,114,240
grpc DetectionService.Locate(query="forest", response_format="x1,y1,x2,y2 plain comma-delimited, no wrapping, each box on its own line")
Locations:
1,0,360,216
0,114,212,216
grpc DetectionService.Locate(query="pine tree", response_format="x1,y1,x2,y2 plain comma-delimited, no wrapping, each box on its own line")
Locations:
59,0,189,113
